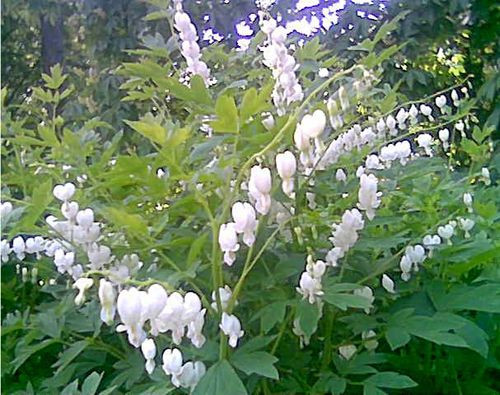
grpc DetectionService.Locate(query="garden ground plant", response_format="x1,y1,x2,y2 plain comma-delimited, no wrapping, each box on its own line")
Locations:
1,0,499,394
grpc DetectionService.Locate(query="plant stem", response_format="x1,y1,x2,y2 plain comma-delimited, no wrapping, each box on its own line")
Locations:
320,305,334,371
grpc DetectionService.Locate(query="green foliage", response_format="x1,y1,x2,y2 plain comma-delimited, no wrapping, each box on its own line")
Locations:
1,3,499,395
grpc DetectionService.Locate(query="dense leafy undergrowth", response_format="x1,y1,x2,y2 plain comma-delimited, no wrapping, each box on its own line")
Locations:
1,1,499,394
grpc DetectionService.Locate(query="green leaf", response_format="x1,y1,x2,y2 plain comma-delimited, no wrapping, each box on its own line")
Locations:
323,284,373,311
61,379,79,395
52,340,88,374
364,372,418,389
81,372,103,395
373,10,411,45
97,386,117,395
296,299,321,337
385,327,411,350
104,208,149,239
12,338,59,373
239,86,272,123
363,384,387,395
187,233,208,268
313,373,347,394
324,293,373,311
42,64,67,90
124,119,166,146
210,95,239,134
231,351,279,379
428,283,500,313
17,179,53,232
190,75,212,105
158,75,212,106
258,301,287,333
143,10,169,21
192,360,247,395
237,336,276,354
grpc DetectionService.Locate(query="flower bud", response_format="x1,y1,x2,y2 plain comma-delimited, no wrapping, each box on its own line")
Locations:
141,338,156,374
381,274,395,294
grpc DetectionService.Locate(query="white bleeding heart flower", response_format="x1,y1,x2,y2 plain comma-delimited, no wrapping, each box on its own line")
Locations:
386,115,396,133
187,309,206,348
154,292,186,344
98,279,116,325
76,208,94,229
147,284,168,318
54,249,75,274
400,255,413,281
301,110,326,139
25,236,44,259
231,202,258,246
211,285,234,312
276,151,297,197
294,124,311,152
396,108,408,127
174,361,206,391
435,95,447,109
481,167,491,185
305,255,326,279
438,224,454,244
357,173,381,220
376,118,386,133
53,183,76,201
276,151,297,180
141,338,156,374
362,330,379,350
409,104,418,119
365,155,384,170
382,274,395,294
419,104,432,117
339,344,357,360
423,235,441,258
249,165,271,195
87,244,111,270
249,166,272,215
162,348,183,376
219,312,244,348
459,218,475,238
336,168,347,182
1,201,13,220
61,201,79,220
406,245,426,264
262,113,275,131
417,133,434,156
1,239,11,263
183,292,202,323
353,286,374,314
218,223,240,266
297,271,323,304
318,68,329,78
12,236,26,260
73,278,94,306
463,192,473,213
117,287,146,348
438,128,450,150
